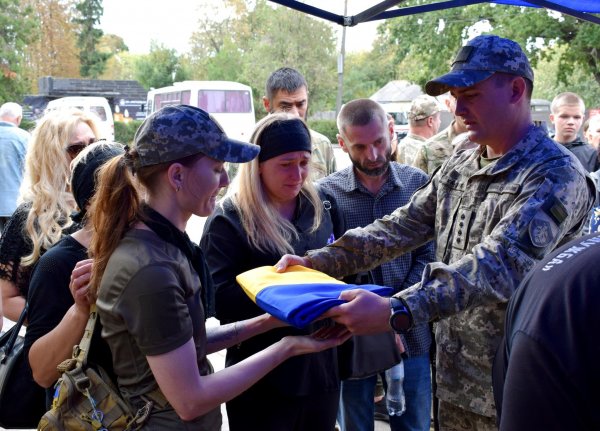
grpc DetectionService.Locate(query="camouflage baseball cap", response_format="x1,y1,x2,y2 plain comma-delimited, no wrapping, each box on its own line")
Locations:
408,95,441,121
425,34,534,96
133,105,260,168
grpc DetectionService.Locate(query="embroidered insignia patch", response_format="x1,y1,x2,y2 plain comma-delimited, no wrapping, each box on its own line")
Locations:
529,211,558,248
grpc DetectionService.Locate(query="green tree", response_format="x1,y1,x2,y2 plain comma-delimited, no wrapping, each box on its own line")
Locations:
343,45,396,101
72,0,111,78
98,34,135,80
376,1,495,87
0,0,38,102
533,45,600,109
377,1,600,93
24,0,80,89
134,41,189,90
189,0,337,116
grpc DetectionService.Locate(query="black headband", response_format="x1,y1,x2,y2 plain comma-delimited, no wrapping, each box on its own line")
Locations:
257,119,312,162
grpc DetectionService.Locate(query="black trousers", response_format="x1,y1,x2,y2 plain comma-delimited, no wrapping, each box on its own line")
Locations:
226,384,339,431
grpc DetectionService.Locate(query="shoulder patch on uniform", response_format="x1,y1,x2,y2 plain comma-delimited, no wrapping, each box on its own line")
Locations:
542,196,567,225
528,211,559,248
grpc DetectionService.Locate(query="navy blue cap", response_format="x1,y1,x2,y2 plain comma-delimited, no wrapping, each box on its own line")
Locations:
426,35,534,96
134,105,260,168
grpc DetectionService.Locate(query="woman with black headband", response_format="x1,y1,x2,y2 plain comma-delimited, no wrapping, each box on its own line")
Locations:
200,113,346,430
25,141,124,408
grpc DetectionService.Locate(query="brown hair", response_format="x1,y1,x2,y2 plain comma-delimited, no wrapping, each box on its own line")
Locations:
88,147,203,298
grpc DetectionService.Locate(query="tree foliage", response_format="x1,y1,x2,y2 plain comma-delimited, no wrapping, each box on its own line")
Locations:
188,0,337,116
0,0,38,103
377,1,600,106
98,34,135,80
72,0,111,78
23,0,80,89
532,45,600,108
343,45,396,101
134,41,190,90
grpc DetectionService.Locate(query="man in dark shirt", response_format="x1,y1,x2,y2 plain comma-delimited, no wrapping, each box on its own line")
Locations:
493,233,600,430
550,92,599,172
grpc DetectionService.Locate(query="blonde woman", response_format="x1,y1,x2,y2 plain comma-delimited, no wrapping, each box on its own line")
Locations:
200,113,345,430
0,109,100,321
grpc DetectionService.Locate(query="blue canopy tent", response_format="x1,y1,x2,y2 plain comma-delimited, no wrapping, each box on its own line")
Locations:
268,0,600,26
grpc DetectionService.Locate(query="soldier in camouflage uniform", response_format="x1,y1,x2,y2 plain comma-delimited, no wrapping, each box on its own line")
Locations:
263,67,337,180
397,95,441,167
413,94,473,174
276,35,596,430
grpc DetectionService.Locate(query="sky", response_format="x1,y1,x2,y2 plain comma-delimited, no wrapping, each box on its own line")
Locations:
100,0,380,55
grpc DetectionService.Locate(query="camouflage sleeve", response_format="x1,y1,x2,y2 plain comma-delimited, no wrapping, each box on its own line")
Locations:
396,142,406,164
402,241,435,291
327,142,337,174
310,132,337,178
307,177,438,278
399,165,595,325
316,133,337,175
412,145,428,173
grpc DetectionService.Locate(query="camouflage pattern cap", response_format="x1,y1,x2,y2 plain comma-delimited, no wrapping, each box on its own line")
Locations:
408,95,441,121
133,105,260,168
425,35,534,96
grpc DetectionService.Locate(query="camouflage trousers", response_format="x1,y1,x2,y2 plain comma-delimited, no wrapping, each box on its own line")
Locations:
438,400,497,431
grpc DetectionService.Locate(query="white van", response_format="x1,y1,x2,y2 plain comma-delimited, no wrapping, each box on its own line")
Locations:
45,96,115,140
146,81,255,142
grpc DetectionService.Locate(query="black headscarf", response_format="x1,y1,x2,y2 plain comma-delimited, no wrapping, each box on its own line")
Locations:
70,143,125,223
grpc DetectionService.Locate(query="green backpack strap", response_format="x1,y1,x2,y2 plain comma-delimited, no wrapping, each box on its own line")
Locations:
66,304,99,397
77,303,98,367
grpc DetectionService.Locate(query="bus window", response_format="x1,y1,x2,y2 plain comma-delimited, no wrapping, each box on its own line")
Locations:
198,90,252,113
90,106,107,121
390,112,408,125
154,90,191,110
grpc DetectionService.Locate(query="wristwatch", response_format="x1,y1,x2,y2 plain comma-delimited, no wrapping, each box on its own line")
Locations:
389,297,413,334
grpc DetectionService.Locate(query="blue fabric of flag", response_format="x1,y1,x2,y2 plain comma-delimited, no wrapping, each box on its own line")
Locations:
236,265,393,328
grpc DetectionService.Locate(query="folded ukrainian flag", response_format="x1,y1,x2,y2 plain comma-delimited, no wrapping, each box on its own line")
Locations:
236,265,393,328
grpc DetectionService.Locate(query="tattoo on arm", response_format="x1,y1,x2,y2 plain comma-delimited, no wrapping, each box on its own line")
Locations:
208,321,244,347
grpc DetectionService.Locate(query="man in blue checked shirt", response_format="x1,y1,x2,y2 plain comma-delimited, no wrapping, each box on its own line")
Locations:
318,98,435,431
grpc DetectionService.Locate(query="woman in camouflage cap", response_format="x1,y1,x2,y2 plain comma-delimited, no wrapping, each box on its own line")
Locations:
86,105,349,429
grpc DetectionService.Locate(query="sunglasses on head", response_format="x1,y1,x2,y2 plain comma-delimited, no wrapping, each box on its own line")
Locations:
65,138,105,157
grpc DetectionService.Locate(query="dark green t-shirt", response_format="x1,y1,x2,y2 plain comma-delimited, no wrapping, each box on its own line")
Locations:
97,228,220,430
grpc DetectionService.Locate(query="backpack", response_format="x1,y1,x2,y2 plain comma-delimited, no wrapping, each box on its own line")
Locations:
38,304,164,431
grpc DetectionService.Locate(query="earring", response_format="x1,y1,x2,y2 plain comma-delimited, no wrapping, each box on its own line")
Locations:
176,184,181,192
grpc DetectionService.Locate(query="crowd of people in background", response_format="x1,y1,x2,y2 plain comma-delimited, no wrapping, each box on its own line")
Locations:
0,32,599,431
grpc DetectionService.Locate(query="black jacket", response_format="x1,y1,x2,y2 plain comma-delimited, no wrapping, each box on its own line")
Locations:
200,190,345,396
562,138,599,172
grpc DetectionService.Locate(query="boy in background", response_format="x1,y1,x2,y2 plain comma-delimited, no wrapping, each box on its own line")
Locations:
550,92,599,172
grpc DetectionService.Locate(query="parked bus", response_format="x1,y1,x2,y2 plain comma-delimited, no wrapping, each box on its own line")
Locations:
146,81,255,142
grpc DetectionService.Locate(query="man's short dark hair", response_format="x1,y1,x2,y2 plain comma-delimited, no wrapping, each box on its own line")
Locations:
337,99,387,139
265,67,308,101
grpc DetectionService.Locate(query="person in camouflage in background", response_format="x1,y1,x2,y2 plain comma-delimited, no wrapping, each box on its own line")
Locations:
413,94,473,174
276,35,596,431
263,67,337,180
397,95,441,166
